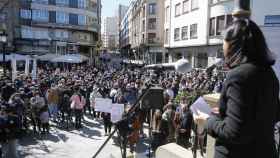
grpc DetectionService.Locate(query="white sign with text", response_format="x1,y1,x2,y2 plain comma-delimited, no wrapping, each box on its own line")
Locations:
95,98,112,113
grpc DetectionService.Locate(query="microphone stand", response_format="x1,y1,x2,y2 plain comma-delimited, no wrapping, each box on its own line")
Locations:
92,84,152,158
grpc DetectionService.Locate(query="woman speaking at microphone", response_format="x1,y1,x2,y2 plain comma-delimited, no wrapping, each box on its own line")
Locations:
196,18,280,158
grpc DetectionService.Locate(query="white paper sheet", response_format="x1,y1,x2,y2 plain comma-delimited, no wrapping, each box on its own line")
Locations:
190,97,212,116
95,98,112,113
111,104,124,123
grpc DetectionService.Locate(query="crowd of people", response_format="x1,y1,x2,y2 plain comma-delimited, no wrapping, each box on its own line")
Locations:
0,61,226,158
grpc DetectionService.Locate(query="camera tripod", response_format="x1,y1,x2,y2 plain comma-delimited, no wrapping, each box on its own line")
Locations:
92,84,152,158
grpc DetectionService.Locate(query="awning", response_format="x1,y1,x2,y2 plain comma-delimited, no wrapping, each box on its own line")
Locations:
0,54,30,61
51,54,89,63
36,53,60,61
122,59,145,65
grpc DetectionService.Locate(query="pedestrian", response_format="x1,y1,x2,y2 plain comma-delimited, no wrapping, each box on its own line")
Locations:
39,106,49,134
176,105,193,148
46,86,59,122
70,88,86,129
102,112,112,136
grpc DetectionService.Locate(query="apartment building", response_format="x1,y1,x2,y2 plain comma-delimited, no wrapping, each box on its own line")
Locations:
120,5,131,57
1,0,101,55
120,0,165,64
164,0,280,68
103,16,118,50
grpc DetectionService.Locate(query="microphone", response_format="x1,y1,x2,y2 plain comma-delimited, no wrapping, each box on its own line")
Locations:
144,59,192,73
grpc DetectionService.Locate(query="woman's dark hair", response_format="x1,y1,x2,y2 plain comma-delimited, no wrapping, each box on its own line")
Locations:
224,19,275,67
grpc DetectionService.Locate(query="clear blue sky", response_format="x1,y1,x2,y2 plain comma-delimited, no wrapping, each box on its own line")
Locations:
102,0,131,17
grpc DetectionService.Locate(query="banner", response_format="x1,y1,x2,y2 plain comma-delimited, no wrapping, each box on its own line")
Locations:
111,104,124,123
95,98,112,113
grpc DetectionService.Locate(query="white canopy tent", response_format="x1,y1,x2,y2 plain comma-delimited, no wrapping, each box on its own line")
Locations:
122,59,145,65
36,53,60,61
0,54,37,80
51,54,89,63
0,54,30,61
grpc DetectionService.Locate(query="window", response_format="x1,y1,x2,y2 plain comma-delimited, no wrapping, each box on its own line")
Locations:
165,6,170,23
149,3,156,15
55,30,69,38
32,0,48,4
175,3,181,16
165,29,169,44
195,53,208,68
216,49,224,58
148,33,156,43
142,20,145,31
56,12,69,24
216,15,225,35
183,0,190,13
78,0,87,8
190,24,198,39
33,28,49,39
191,0,199,10
20,9,31,19
209,18,215,36
56,0,69,6
226,15,233,27
148,18,156,30
21,26,33,38
265,15,280,25
174,28,180,41
21,26,49,39
181,26,188,40
32,9,49,22
78,15,86,25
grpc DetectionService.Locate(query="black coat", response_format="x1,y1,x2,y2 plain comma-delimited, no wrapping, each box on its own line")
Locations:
207,63,280,158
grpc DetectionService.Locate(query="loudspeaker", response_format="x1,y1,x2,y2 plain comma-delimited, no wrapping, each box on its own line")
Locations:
141,87,164,110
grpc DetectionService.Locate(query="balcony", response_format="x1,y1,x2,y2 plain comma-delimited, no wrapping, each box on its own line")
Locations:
31,21,100,33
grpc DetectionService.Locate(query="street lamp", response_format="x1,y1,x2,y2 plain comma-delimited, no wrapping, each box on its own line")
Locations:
0,31,7,77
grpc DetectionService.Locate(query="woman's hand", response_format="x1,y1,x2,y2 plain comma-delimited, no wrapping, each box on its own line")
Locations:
194,110,210,125
211,107,220,115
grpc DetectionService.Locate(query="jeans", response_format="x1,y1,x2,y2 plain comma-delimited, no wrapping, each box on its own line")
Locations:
74,109,83,128
48,104,58,121
1,139,19,158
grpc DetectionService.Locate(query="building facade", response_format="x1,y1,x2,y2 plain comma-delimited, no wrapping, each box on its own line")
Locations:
120,5,131,57
1,0,101,55
118,4,128,53
164,0,280,68
103,16,118,50
120,0,165,64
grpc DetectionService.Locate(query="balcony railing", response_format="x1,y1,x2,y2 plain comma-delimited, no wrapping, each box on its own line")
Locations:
31,21,100,32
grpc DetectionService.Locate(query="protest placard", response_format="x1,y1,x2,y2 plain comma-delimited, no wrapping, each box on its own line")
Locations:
95,98,112,113
111,104,124,123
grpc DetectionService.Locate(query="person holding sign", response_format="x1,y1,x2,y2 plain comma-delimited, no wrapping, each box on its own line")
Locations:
195,15,280,158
